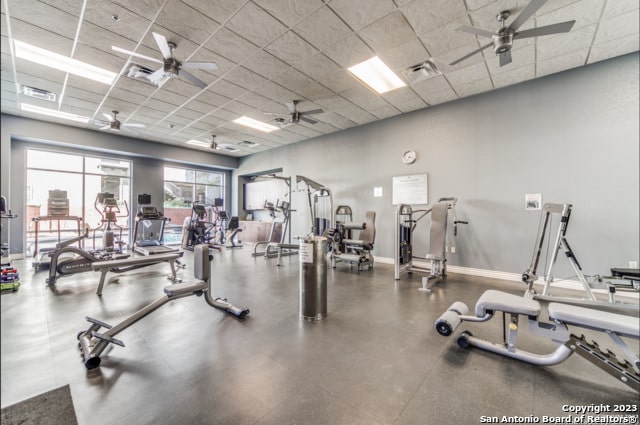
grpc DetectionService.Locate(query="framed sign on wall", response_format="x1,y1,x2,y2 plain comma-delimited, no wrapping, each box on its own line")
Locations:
392,173,428,205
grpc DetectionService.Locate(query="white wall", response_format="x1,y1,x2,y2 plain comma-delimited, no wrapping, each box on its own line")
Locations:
234,53,640,276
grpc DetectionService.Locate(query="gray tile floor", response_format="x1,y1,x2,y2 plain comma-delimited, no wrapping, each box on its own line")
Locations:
1,247,638,425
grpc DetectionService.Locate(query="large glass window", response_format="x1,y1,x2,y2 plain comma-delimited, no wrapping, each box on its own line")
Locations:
163,166,225,244
26,149,131,255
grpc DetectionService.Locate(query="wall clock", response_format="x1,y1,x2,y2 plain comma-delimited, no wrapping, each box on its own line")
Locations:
402,150,417,164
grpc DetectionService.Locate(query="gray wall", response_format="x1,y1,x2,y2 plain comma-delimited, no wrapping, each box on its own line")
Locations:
234,53,640,276
1,115,237,254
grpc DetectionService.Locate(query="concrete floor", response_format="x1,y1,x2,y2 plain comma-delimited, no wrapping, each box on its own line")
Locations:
1,247,638,425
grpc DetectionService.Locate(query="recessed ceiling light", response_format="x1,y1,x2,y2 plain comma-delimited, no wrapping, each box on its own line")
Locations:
233,116,279,132
186,140,210,148
14,40,117,85
347,56,406,94
21,103,90,123
239,140,259,148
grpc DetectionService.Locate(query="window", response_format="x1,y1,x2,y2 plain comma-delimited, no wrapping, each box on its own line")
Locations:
26,149,131,254
163,167,225,241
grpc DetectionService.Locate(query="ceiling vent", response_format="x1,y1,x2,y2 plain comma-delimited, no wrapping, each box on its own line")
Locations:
125,64,156,85
402,59,441,84
221,145,239,152
238,140,259,148
21,85,56,102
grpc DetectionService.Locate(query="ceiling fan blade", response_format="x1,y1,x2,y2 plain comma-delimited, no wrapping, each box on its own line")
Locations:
179,68,207,89
301,109,324,115
516,21,575,39
152,32,173,60
499,51,512,67
285,102,297,113
122,123,146,128
102,112,113,121
449,42,493,66
456,25,495,39
99,125,110,130
112,46,163,64
182,61,218,71
299,116,317,125
508,0,547,31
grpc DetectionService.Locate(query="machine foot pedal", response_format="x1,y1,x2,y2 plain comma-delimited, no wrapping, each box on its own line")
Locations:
85,316,113,329
91,331,125,347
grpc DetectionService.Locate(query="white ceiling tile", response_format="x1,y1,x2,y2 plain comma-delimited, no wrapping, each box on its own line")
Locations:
415,86,458,105
369,103,402,119
402,0,467,35
491,63,535,88
297,81,336,101
382,88,427,113
446,61,490,86
271,67,316,93
295,53,342,80
450,76,493,97
266,30,318,65
156,1,220,45
588,33,639,64
339,84,391,110
594,10,640,45
227,2,288,48
601,0,639,20
242,50,288,79
420,16,476,57
469,1,533,31
537,0,603,32
196,90,232,108
537,24,596,62
294,7,353,51
317,70,360,93
253,81,296,102
359,11,416,52
323,34,374,68
329,0,396,32
537,48,589,77
223,66,267,91
204,28,260,64
254,0,324,27
439,43,487,71
378,37,430,71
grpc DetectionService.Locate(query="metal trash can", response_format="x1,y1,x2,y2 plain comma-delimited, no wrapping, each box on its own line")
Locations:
299,236,328,321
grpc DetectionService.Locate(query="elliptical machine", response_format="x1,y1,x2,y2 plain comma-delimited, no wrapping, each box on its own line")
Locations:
181,202,216,251
92,192,129,252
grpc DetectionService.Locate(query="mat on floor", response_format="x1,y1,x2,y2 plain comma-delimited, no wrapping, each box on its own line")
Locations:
1,384,78,425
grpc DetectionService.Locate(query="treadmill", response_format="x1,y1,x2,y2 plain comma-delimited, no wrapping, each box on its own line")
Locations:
132,204,179,256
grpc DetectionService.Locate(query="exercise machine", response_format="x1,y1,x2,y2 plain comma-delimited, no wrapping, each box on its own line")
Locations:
394,197,468,287
1,195,17,267
77,244,250,370
435,289,639,392
132,194,182,256
522,203,639,311
329,206,377,272
296,175,333,236
181,202,220,251
253,199,298,263
225,216,243,248
32,226,89,271
92,192,129,252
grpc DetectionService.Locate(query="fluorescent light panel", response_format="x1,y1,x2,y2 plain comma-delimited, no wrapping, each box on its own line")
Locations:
21,103,90,123
233,116,279,132
347,56,406,94
14,40,116,85
186,140,211,148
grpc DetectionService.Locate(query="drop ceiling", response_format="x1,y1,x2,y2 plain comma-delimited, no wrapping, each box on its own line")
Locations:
1,0,638,157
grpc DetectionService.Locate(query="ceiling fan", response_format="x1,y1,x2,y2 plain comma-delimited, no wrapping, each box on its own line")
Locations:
95,111,145,132
449,0,575,67
112,32,217,89
265,100,324,127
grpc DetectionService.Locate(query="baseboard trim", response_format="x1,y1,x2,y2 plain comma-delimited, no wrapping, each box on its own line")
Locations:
373,256,638,300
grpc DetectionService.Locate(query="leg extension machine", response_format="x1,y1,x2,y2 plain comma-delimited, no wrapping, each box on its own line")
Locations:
435,290,640,392
77,245,249,370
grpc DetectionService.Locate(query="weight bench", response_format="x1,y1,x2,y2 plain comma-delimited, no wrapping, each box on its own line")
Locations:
90,252,183,296
435,289,640,391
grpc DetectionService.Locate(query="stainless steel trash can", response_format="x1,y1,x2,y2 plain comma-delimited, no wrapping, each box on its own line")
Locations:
299,236,327,321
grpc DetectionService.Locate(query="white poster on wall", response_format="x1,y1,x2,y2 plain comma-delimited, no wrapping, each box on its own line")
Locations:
392,173,428,205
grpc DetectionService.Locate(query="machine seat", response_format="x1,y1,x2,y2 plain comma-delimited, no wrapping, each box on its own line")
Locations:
475,290,541,317
548,303,639,337
163,281,206,297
